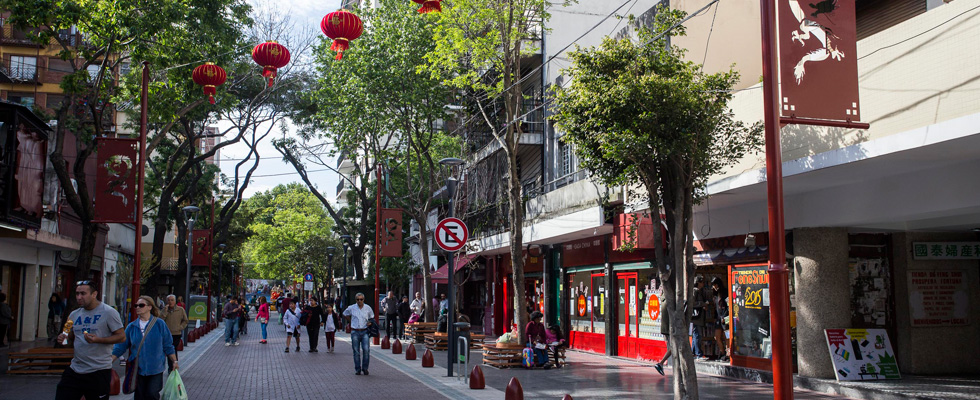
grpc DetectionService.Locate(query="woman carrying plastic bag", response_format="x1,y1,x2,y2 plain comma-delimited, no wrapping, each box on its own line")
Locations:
162,370,188,400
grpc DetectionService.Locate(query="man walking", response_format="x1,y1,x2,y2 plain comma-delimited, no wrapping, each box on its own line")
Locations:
55,281,125,400
410,292,425,319
383,291,398,339
161,294,188,371
397,295,411,340
343,293,375,375
222,296,241,346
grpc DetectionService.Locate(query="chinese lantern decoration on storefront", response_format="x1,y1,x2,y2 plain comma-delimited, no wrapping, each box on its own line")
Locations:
320,10,363,60
411,0,441,13
191,63,227,104
251,41,291,87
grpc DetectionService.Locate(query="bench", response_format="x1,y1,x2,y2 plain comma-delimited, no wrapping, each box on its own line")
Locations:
405,322,437,343
481,342,567,369
7,347,74,375
423,332,487,351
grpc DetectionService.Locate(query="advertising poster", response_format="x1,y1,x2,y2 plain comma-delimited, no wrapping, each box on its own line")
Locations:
731,265,771,359
908,270,969,326
825,328,900,381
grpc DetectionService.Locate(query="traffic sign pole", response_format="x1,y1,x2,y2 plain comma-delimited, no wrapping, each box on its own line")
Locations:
435,214,468,377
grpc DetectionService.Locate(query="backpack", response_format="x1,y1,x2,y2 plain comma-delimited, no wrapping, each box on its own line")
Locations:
299,309,310,326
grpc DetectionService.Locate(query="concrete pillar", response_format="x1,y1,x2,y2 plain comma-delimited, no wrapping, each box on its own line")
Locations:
20,260,41,341
792,227,850,378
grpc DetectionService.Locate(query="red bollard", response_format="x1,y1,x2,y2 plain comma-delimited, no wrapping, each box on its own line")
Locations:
421,348,434,367
562,396,573,400
405,343,417,360
505,377,523,400
469,365,485,389
381,335,391,349
187,329,196,343
392,339,402,354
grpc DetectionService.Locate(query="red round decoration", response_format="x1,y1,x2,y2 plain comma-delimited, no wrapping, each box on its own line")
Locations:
251,41,291,87
411,0,442,13
192,63,227,104
320,10,364,60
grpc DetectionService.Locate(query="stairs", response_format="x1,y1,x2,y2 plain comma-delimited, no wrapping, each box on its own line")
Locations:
7,347,73,374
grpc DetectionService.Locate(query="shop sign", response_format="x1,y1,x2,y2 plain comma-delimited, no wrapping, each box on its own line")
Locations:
824,328,900,381
912,242,980,260
908,270,969,326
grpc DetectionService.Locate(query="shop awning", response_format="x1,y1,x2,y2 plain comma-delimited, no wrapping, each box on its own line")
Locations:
693,245,769,267
430,254,479,284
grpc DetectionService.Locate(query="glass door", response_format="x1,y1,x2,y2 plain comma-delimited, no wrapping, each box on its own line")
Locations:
617,272,639,358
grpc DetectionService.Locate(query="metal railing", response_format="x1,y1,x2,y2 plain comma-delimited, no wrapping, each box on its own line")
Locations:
161,257,179,272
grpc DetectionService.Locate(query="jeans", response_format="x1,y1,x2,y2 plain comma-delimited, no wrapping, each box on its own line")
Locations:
351,329,371,372
532,347,549,366
134,373,163,400
691,324,703,357
168,335,181,371
261,322,268,340
225,317,240,343
325,330,336,349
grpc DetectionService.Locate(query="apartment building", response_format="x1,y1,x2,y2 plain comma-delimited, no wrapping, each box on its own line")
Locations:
453,0,980,380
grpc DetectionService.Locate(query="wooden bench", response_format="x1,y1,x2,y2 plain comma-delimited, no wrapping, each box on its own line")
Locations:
423,332,487,351
481,343,567,369
405,322,437,343
7,347,74,375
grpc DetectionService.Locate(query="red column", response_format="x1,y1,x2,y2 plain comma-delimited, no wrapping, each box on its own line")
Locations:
130,62,150,323
759,0,793,398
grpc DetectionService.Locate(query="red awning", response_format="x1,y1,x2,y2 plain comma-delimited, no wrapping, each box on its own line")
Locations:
430,254,479,284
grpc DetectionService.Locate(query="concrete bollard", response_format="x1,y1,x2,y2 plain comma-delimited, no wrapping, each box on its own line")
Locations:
505,377,523,400
469,365,485,389
392,339,402,354
421,348,434,367
405,343,417,360
381,335,391,349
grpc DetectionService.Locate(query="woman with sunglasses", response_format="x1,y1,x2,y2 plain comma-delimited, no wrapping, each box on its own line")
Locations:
112,295,177,400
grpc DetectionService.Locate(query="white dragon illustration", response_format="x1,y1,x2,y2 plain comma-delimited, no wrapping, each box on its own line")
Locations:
788,0,845,84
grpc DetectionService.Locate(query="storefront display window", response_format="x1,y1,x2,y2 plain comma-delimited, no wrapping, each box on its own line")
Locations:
730,264,771,359
636,269,664,341
568,271,593,333
592,274,606,334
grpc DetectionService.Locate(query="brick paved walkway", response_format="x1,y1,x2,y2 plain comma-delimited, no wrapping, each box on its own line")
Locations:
181,313,447,400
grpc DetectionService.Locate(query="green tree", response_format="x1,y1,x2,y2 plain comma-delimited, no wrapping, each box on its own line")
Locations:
425,0,556,339
278,0,461,317
551,9,763,399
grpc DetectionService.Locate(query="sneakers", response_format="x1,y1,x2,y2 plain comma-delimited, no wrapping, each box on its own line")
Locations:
225,342,231,347
328,348,334,353
234,342,240,346
355,370,362,375
260,340,267,344
285,348,290,353
654,363,665,376
363,370,369,375
295,346,300,352
312,349,318,353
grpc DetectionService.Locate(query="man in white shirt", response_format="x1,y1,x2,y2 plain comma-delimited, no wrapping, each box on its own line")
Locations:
410,292,425,318
343,292,375,375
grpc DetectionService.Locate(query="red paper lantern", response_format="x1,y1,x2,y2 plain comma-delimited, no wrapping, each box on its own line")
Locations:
411,0,441,13
251,41,291,87
191,63,227,104
320,10,363,60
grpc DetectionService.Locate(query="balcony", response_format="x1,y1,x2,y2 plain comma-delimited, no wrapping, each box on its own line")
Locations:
336,180,354,198
1,62,38,83
160,257,179,275
0,24,82,48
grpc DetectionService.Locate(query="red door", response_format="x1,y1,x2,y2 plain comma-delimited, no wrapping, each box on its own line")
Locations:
617,272,639,358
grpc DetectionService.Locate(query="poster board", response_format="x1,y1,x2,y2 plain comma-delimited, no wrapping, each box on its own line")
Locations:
908,270,969,326
730,264,771,359
825,328,900,381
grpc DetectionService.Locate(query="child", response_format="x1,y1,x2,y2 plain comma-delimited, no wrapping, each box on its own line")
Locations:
323,304,340,353
546,324,567,368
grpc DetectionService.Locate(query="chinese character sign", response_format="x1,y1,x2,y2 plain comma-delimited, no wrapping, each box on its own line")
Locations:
93,138,138,223
379,208,403,257
912,242,980,260
192,229,212,266
778,0,861,122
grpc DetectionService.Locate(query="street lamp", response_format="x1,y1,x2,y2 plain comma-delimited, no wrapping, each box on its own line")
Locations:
439,157,464,377
326,247,336,302
340,235,352,310
181,205,200,340
217,243,226,321
227,260,238,299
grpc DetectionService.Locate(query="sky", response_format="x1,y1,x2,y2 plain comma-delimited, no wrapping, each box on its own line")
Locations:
216,0,344,200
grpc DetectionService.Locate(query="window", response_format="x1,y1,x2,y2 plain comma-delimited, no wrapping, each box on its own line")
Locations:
8,94,35,108
87,64,101,81
9,56,37,81
559,141,573,178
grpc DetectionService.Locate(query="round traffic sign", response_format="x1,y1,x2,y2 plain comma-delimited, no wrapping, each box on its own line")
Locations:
304,273,314,282
435,217,468,252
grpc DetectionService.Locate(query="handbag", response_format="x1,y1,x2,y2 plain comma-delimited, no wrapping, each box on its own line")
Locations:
110,369,121,395
123,317,158,395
